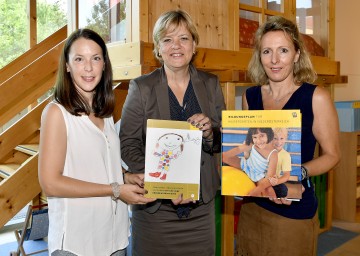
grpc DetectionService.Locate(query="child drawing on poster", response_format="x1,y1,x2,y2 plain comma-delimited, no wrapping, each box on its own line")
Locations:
149,133,184,181
222,127,279,197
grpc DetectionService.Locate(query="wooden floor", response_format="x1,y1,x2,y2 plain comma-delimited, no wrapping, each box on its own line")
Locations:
333,219,360,233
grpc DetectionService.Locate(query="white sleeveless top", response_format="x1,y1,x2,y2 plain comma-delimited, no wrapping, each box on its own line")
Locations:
45,103,129,256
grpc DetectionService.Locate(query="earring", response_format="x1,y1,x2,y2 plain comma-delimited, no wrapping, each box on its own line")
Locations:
158,52,162,57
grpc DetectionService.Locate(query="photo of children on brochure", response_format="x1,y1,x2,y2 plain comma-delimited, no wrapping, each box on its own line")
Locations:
221,110,303,200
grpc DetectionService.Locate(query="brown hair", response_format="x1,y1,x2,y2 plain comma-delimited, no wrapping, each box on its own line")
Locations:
54,28,114,117
245,128,274,145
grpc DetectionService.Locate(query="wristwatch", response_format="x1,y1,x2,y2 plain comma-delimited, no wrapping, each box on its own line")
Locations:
110,182,121,201
301,165,309,181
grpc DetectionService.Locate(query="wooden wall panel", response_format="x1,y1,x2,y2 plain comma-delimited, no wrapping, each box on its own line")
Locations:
146,0,236,50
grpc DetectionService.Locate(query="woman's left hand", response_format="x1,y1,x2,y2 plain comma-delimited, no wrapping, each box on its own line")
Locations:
187,113,213,140
171,193,196,205
123,172,144,188
269,197,293,205
268,184,305,205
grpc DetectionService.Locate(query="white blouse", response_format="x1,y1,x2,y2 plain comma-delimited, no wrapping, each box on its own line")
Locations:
44,102,129,256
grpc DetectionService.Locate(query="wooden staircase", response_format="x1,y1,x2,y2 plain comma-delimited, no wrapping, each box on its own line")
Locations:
0,19,131,228
0,64,129,231
0,26,67,228
0,135,41,184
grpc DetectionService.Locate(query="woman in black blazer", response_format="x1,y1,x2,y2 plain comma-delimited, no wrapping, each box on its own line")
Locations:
120,9,225,256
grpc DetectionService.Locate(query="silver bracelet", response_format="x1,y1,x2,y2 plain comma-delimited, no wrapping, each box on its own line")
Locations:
110,182,121,201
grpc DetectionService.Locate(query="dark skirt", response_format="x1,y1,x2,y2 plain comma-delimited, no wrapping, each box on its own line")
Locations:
131,199,215,256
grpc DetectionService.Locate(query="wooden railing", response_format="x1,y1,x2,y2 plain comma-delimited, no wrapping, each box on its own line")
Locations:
0,26,67,228
0,26,67,128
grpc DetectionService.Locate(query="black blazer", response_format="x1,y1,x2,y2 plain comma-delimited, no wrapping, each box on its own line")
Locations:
120,64,226,212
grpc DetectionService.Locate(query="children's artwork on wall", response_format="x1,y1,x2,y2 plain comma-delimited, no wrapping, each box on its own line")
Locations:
144,119,202,200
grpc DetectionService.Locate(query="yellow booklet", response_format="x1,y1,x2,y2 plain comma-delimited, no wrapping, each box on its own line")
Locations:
221,110,303,200
144,119,202,200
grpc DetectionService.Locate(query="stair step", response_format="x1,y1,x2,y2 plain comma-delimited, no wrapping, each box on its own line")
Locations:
15,144,39,156
0,164,20,179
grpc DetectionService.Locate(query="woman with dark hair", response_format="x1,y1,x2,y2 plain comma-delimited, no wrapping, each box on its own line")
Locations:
236,16,340,256
38,28,154,256
120,9,225,256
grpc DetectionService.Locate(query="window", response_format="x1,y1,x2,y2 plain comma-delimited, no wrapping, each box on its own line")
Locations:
79,0,127,43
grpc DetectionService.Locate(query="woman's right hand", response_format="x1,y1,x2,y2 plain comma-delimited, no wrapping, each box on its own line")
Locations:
119,184,156,204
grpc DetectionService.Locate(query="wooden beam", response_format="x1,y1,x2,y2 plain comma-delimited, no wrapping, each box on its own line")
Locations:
27,0,37,48
0,40,62,128
113,83,130,123
0,155,41,228
194,47,251,71
210,70,241,83
220,83,239,256
0,26,66,85
222,196,234,256
311,55,339,76
108,42,346,82
316,75,348,85
0,99,46,163
67,0,78,32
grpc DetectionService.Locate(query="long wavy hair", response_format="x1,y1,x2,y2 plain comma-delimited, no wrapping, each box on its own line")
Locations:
53,28,115,117
247,16,317,85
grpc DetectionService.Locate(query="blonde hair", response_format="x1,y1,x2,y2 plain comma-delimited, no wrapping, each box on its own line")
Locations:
152,9,199,63
248,16,317,85
273,128,288,139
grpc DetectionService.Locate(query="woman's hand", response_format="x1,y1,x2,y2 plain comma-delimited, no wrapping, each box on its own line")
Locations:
119,184,156,204
171,193,196,205
268,184,305,205
123,172,144,188
187,113,213,140
269,197,292,205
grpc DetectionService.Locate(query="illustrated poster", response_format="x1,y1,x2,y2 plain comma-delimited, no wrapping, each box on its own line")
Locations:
144,119,202,200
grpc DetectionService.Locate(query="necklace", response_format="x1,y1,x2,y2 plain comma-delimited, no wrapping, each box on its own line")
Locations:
269,86,296,104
